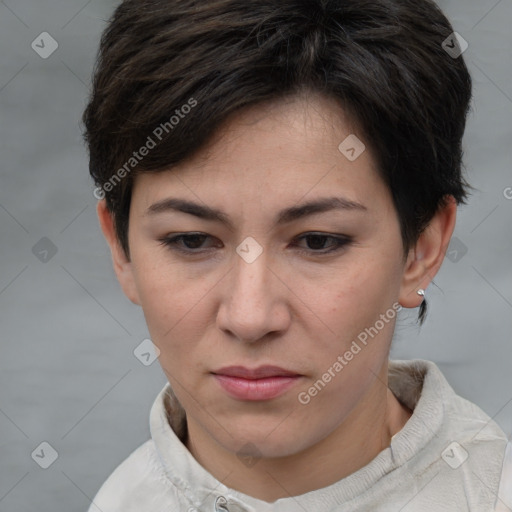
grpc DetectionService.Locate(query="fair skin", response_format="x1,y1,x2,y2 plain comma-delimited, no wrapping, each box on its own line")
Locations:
97,92,456,502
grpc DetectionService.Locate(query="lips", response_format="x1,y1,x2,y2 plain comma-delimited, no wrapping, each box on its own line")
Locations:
212,365,301,379
211,365,303,401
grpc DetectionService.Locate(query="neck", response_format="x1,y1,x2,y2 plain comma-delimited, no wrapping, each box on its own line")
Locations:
185,363,412,502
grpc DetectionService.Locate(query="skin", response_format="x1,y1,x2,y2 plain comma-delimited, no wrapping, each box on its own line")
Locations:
97,92,456,502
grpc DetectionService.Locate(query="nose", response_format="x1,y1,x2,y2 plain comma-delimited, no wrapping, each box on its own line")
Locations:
216,246,291,343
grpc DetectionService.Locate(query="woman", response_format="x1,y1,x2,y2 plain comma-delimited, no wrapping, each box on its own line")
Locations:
83,0,511,510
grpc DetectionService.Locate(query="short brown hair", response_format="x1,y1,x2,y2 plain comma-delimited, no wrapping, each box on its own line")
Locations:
82,0,473,321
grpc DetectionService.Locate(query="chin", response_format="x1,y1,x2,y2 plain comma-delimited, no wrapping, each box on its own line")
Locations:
214,422,313,460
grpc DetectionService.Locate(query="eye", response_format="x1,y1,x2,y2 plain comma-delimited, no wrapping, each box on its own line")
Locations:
159,232,352,257
159,233,221,254
293,232,352,254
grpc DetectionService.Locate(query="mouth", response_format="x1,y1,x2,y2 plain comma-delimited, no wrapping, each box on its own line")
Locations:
211,365,303,401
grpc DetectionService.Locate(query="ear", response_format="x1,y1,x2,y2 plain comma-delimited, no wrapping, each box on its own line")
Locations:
399,196,457,308
96,200,141,305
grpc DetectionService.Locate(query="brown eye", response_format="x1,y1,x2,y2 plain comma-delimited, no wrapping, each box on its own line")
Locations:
159,233,221,254
179,234,209,249
304,234,331,250
294,233,352,254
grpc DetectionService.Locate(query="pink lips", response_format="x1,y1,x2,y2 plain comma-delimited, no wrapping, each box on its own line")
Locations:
212,365,302,401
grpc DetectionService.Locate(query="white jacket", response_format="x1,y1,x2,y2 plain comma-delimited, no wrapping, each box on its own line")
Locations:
88,359,511,511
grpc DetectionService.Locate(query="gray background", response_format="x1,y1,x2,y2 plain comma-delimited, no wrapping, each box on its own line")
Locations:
0,1,511,511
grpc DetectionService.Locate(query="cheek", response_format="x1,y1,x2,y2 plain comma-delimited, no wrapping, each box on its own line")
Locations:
130,252,214,351
295,266,400,428
296,251,402,390
301,255,402,335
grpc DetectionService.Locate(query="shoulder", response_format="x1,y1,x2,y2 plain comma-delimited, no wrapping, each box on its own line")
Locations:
87,439,182,512
496,440,512,511
388,359,509,510
390,359,506,445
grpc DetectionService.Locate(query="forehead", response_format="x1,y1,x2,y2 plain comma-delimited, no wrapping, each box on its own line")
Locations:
184,93,369,169
131,92,388,214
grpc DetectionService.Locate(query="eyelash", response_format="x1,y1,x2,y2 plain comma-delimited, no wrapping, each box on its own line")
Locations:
158,232,352,257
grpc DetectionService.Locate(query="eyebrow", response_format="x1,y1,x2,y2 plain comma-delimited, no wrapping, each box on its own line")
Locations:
145,196,367,229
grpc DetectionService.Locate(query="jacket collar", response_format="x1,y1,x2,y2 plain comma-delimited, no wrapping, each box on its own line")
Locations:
149,360,446,511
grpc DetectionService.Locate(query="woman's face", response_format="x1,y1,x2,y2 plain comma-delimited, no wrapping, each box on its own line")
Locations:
123,93,412,458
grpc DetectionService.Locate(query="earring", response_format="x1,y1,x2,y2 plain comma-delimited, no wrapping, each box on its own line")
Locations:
417,289,425,298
